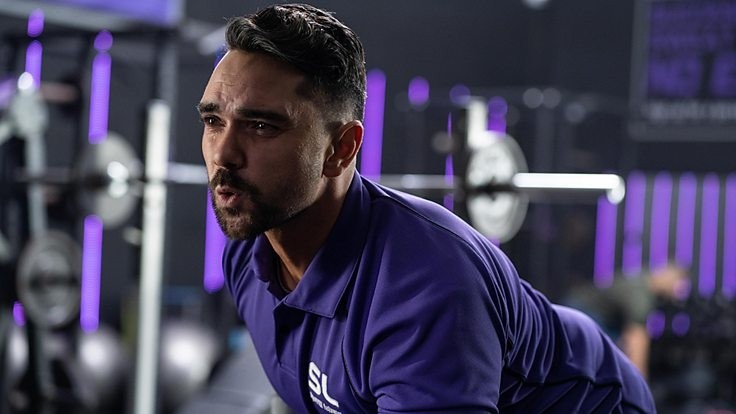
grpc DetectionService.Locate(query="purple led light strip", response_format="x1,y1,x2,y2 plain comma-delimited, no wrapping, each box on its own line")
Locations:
444,112,454,211
24,41,42,89
12,301,25,326
622,171,646,276
649,172,672,270
27,9,44,37
675,173,697,268
698,174,720,298
88,31,113,144
723,174,736,299
360,69,386,176
80,215,103,332
24,10,44,89
594,196,618,288
204,191,226,292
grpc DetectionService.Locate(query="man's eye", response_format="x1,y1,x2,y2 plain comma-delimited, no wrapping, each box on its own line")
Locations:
250,121,280,136
253,121,279,131
202,116,218,125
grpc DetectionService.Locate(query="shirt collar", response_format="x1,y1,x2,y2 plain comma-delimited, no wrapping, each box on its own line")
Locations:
251,172,371,317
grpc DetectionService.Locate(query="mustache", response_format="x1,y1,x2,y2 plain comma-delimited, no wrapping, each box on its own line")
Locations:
209,169,259,196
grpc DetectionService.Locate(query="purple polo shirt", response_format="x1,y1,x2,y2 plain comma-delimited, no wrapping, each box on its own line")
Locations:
224,172,655,413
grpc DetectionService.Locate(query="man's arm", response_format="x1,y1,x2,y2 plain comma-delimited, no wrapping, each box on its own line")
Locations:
619,323,650,380
364,256,506,413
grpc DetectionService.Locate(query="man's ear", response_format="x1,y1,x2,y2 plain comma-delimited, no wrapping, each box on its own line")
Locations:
324,120,363,178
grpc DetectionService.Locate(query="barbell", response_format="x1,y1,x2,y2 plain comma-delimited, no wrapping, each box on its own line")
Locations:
15,230,82,329
10,130,624,242
368,130,624,242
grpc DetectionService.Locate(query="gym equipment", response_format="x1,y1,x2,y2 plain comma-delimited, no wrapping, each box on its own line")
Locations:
75,131,143,228
15,231,81,329
2,323,28,407
0,7,181,410
11,232,85,413
0,73,49,237
1,79,128,412
374,99,624,242
76,324,129,408
158,319,223,412
2,323,129,412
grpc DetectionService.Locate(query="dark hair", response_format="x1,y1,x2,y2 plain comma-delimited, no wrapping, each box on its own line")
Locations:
226,3,367,121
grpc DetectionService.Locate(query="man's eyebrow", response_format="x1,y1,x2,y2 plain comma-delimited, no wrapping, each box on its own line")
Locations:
196,102,218,114
235,108,291,125
196,102,293,126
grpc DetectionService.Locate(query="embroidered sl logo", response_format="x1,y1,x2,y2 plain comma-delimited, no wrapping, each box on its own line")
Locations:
308,361,341,413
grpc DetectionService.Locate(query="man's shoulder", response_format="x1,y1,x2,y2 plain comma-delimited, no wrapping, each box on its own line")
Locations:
357,178,520,300
362,177,492,252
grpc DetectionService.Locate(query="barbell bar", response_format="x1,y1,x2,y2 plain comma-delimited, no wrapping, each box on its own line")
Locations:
370,172,624,203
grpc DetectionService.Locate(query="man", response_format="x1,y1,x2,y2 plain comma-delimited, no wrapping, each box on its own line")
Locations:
198,4,655,413
563,264,690,379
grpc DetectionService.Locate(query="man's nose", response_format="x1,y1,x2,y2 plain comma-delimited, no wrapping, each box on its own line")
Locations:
212,127,244,170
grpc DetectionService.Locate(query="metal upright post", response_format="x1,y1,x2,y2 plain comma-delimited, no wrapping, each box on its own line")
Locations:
133,99,171,414
132,31,177,414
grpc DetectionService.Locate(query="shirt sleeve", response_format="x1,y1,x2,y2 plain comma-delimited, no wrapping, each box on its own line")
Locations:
365,247,506,413
610,277,653,326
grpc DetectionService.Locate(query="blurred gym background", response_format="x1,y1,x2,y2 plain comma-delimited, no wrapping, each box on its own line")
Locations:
1,0,735,413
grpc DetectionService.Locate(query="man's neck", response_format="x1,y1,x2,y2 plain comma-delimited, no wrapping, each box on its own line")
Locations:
266,171,354,287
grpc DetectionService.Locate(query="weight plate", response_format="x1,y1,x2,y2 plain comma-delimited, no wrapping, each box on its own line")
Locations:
76,132,142,228
16,231,82,329
465,132,529,243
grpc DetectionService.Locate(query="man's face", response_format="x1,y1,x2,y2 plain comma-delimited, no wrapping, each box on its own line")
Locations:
199,50,331,239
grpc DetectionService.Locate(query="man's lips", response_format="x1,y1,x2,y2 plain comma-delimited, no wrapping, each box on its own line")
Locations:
215,185,244,208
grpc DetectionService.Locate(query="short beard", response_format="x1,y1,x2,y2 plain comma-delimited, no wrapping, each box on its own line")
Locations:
208,170,281,240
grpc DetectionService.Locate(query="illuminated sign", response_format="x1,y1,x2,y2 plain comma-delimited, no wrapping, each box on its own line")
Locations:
630,0,736,140
0,0,182,30
41,0,181,27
